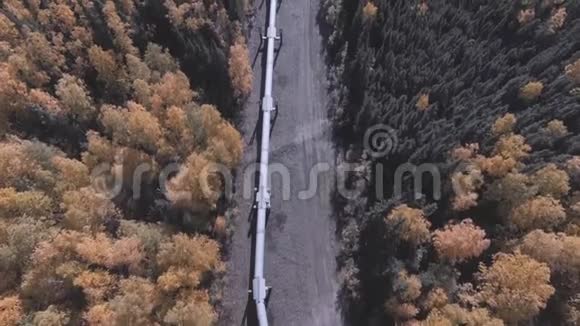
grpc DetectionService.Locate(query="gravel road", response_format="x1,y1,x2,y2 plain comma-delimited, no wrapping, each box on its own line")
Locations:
219,0,342,325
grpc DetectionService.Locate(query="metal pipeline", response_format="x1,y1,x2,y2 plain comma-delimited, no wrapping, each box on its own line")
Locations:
252,0,279,325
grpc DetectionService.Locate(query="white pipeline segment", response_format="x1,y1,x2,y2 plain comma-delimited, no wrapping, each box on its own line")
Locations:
252,0,279,325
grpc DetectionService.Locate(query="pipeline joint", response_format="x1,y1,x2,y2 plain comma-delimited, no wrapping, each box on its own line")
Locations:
252,277,267,301
262,96,274,112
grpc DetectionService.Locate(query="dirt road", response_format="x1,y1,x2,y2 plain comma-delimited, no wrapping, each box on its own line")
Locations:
219,0,342,325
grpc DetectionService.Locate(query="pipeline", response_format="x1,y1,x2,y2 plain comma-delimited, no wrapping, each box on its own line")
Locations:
252,0,279,325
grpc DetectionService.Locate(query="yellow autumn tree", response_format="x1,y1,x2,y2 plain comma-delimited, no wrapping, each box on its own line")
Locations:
55,74,95,122
166,152,221,212
163,290,217,326
493,133,531,161
519,230,580,277
519,81,543,103
532,164,570,199
423,304,504,326
157,233,223,293
32,305,70,326
386,204,431,246
491,113,517,136
477,252,555,323
100,102,162,152
0,296,22,326
61,187,118,232
229,36,253,98
509,196,566,231
0,1,248,322
73,270,117,304
0,188,52,218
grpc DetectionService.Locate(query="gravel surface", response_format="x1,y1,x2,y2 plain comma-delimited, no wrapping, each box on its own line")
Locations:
219,0,342,325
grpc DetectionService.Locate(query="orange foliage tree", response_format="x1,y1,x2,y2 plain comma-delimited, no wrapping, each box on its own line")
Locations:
433,219,490,263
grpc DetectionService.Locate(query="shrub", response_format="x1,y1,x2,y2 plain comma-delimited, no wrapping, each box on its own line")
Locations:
517,8,535,25
150,71,196,112
492,113,516,136
362,2,378,20
519,230,580,276
477,253,554,323
55,74,94,122
165,152,221,210
163,291,216,326
519,81,543,102
544,119,568,137
384,299,418,320
424,304,504,326
84,304,115,325
433,219,490,263
228,36,253,98
451,143,479,161
102,0,138,55
394,270,422,302
0,139,63,193
73,270,117,304
493,133,531,161
451,166,483,211
82,131,116,168
163,106,195,155
199,105,244,167
0,218,51,290
0,296,22,326
88,45,121,86
144,43,178,77
75,233,144,272
52,156,90,196
509,196,566,231
486,172,535,206
27,89,60,113
417,1,429,16
125,54,151,82
213,215,227,239
61,188,117,232
532,164,570,199
0,188,52,218
421,288,448,311
565,58,580,85
100,101,162,152
32,305,70,326
548,7,567,32
416,93,429,111
475,155,517,177
118,220,166,257
157,234,223,275
106,276,159,325
566,156,580,176
386,205,431,245
156,234,222,292
0,64,29,115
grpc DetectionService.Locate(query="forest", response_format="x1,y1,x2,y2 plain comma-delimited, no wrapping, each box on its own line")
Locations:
321,0,580,325
0,0,251,324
